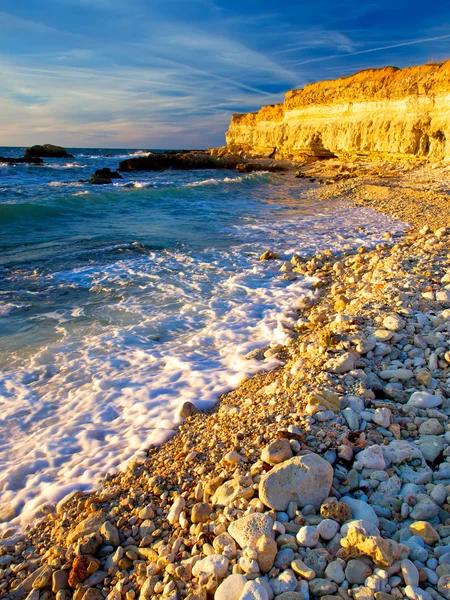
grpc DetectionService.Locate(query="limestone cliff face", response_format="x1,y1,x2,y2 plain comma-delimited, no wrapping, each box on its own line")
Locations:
225,62,450,161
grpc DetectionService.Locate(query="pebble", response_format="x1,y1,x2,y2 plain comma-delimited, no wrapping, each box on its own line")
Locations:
401,559,420,587
383,314,406,331
345,559,373,584
408,392,442,409
309,578,338,597
324,560,346,584
296,526,320,547
291,558,316,580
261,438,293,465
317,519,340,540
409,521,440,545
167,496,185,525
404,585,434,600
240,580,270,600
342,497,379,526
355,445,387,470
438,574,450,599
192,554,229,578
270,569,298,595
256,535,278,573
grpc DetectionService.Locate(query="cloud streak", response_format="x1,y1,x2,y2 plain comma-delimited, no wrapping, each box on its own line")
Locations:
289,33,450,67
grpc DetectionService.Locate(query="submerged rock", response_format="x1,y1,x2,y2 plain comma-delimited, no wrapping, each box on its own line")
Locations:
0,155,44,165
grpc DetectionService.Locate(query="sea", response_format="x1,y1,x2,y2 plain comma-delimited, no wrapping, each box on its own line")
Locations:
0,147,405,527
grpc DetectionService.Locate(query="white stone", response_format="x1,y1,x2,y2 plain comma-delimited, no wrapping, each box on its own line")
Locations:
407,391,442,408
296,525,319,547
326,352,355,374
342,497,379,526
325,560,346,584
269,569,297,595
192,554,229,578
341,519,380,538
240,580,270,600
383,314,406,331
379,369,414,381
317,519,340,540
404,585,433,600
214,574,247,600
382,440,423,464
228,513,274,549
167,496,185,525
259,453,333,511
356,445,386,470
373,408,391,428
401,559,419,587
437,290,450,303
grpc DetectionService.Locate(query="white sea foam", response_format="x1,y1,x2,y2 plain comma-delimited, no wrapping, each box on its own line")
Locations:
185,176,243,187
0,202,406,530
48,181,82,187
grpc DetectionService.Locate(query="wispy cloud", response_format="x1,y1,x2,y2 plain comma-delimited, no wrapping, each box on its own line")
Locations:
0,11,60,34
288,33,450,67
275,30,357,55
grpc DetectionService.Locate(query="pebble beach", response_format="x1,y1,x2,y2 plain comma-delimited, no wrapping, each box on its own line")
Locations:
2,160,450,600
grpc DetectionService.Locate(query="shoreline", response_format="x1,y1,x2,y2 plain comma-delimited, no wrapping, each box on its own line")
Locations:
2,161,450,600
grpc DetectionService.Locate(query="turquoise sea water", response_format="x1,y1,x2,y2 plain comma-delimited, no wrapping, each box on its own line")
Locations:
0,147,404,526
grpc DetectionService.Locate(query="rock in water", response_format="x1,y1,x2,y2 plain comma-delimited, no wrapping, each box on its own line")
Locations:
24,144,73,158
259,453,333,511
89,168,123,185
0,156,44,165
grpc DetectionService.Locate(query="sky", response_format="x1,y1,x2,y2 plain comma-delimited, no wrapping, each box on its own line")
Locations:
1,0,450,149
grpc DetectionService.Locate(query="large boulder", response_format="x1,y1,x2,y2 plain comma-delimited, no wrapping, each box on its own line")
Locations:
259,453,333,511
24,144,73,158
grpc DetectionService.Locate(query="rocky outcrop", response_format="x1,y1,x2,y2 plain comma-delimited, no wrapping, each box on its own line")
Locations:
0,156,43,165
226,61,450,161
118,150,241,172
118,150,287,172
25,144,73,158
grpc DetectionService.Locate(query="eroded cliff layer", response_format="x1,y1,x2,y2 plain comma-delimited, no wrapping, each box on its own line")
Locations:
226,61,450,161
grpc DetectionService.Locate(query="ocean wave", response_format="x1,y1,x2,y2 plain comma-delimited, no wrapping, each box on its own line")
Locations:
0,202,65,223
115,171,271,190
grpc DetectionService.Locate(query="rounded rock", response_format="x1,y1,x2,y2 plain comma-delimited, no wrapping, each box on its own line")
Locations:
317,519,340,540
214,574,247,600
228,513,274,549
259,454,333,511
261,438,293,465
296,525,320,547
407,392,442,409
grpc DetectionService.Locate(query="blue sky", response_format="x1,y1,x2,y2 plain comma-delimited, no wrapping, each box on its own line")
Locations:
1,0,450,148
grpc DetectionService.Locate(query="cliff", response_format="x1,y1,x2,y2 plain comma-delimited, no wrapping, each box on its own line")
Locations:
225,61,450,161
